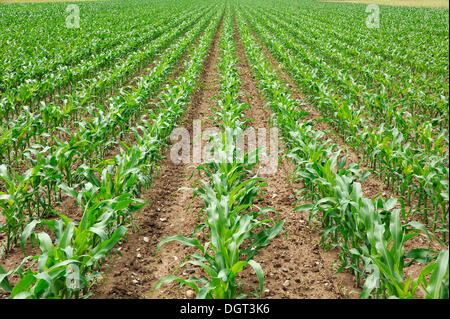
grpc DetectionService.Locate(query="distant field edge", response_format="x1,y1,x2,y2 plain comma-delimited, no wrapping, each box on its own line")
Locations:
319,0,449,8
0,0,104,4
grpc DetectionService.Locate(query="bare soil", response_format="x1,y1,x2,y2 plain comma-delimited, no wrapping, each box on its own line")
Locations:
91,11,225,299
232,20,357,298
245,20,446,298
0,16,208,300
91,10,359,300
1,8,445,301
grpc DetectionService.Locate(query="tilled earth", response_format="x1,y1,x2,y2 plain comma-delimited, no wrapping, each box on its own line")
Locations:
1,8,444,301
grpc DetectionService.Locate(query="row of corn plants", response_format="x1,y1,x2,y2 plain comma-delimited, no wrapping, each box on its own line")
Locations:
244,6,449,159
244,6,449,172
0,8,217,252
0,11,163,102
0,6,213,168
0,6,212,169
154,9,284,299
235,9,448,299
257,6,448,128
275,0,449,78
241,6,449,239
0,9,222,298
0,0,196,94
0,6,208,114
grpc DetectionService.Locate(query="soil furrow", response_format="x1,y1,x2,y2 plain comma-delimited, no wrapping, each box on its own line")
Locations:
240,12,444,297
91,10,225,299
244,14,447,232
232,13,357,299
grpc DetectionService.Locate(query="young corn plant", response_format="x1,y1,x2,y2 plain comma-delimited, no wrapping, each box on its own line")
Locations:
236,12,448,299
155,132,284,298
0,157,147,298
0,11,222,298
154,12,284,298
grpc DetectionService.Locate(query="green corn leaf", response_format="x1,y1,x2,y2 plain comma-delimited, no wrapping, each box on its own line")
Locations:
21,220,41,253
426,250,449,299
248,260,264,297
0,265,12,293
155,235,204,257
11,271,36,299
37,232,54,255
152,276,200,296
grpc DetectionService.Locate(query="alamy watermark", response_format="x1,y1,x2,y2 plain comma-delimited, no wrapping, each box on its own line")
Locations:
65,263,81,291
65,4,80,29
169,120,279,175
365,4,380,29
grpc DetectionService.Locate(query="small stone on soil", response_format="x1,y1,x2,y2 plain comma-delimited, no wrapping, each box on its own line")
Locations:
186,290,195,298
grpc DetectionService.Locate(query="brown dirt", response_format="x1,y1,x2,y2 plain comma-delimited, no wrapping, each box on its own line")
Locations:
242,15,446,298
1,7,445,301
90,10,225,299
0,16,209,299
90,9,358,300
232,15,357,299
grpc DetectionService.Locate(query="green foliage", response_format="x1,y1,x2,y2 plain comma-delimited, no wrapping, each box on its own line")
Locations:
154,11,283,299
236,8,448,299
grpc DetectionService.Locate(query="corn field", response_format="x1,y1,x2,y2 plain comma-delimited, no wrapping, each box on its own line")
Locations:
0,0,448,300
